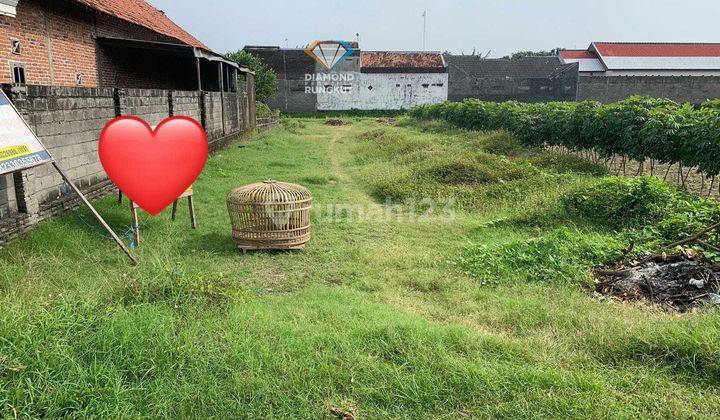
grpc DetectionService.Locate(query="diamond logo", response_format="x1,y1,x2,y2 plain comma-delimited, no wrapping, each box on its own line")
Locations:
305,40,355,70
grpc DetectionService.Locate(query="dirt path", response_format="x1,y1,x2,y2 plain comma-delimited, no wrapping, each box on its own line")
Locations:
327,127,350,185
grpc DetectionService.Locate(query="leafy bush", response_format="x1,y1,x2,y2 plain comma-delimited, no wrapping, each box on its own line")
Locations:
564,176,720,251
256,101,272,119
564,176,677,229
458,228,625,285
225,50,278,102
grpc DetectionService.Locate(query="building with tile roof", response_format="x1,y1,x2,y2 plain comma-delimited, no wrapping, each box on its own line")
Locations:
560,43,720,76
0,0,248,90
245,45,449,112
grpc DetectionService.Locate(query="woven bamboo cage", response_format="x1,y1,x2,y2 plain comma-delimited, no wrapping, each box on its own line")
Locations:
227,180,312,251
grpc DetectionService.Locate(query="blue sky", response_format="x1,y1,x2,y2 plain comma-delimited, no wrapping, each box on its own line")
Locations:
150,0,719,57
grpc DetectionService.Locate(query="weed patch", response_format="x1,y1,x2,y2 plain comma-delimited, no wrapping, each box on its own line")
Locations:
458,228,625,286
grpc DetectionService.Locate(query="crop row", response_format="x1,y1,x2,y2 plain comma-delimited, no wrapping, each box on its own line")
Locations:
409,97,720,176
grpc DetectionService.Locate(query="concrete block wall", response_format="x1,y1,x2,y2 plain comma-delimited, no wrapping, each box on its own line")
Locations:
120,89,170,127
0,174,17,218
14,86,117,205
173,90,202,121
203,92,224,141
577,75,720,104
0,83,256,246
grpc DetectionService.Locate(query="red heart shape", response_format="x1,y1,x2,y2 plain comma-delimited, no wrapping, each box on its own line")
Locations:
99,116,208,216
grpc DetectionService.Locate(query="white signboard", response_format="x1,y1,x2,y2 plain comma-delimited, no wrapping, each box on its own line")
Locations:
0,90,52,174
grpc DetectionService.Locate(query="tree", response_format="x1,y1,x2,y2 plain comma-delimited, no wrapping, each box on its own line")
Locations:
225,50,278,103
502,50,558,60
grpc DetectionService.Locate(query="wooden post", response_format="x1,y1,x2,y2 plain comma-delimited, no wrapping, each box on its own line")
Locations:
196,56,202,92
188,195,197,229
171,199,179,221
130,200,140,247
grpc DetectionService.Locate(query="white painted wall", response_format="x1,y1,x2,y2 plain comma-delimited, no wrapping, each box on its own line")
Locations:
316,72,448,111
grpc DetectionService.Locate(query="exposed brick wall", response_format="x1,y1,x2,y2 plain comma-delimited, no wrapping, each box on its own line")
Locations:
577,75,720,104
0,0,199,89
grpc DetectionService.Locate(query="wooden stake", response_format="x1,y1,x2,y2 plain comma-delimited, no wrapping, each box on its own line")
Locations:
130,201,140,247
171,199,178,221
53,162,137,265
188,195,197,229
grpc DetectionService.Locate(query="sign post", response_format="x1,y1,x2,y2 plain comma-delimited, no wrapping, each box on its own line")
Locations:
0,89,137,265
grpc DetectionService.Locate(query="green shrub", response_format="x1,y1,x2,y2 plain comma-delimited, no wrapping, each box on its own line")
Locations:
458,228,625,285
256,102,272,119
564,176,676,229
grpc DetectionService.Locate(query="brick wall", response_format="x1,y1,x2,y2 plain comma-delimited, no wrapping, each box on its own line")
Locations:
0,0,198,89
0,83,257,246
577,75,720,104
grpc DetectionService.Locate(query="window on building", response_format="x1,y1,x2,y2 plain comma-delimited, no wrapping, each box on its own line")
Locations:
367,85,373,91
10,62,25,85
10,38,20,54
431,83,444,87
396,84,400,87
422,83,430,88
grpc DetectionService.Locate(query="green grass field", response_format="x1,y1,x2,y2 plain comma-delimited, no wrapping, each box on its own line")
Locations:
1,117,719,418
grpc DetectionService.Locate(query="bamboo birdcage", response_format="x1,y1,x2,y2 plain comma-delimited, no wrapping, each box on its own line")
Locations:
227,180,312,251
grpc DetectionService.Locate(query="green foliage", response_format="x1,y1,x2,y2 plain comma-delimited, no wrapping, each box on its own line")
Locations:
564,176,677,229
502,50,557,60
225,50,278,102
411,97,720,176
458,228,625,285
564,176,720,256
256,101,271,118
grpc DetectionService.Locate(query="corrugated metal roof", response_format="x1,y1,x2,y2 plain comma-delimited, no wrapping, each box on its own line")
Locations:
559,49,596,60
73,0,210,51
593,42,720,57
591,42,720,70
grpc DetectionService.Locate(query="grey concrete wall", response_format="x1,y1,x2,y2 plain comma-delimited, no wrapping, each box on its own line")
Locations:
446,56,578,103
0,174,16,218
0,83,257,246
121,89,170,127
204,92,224,141
577,75,720,104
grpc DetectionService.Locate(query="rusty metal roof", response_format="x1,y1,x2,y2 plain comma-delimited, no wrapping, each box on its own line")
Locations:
361,51,445,70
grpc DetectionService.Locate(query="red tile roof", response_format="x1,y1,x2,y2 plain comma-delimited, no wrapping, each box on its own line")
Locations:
361,51,445,69
593,42,720,57
559,49,597,59
74,0,209,51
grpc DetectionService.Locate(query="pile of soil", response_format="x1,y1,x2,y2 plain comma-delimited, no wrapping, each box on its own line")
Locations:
596,256,720,312
376,117,396,126
325,119,348,126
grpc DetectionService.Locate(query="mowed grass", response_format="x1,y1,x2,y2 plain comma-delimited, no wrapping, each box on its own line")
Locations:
0,117,719,418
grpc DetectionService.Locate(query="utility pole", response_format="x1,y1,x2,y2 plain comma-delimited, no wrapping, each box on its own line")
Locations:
422,10,427,51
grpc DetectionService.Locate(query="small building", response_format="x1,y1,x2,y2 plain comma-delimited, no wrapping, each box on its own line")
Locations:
354,51,447,110
559,42,720,103
245,45,448,112
445,55,578,103
0,0,247,91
